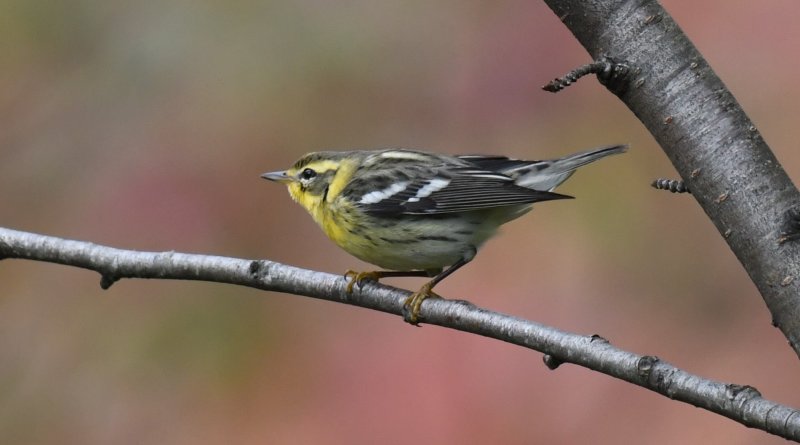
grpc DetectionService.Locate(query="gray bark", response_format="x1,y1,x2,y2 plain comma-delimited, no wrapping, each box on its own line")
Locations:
1,226,799,441
543,0,800,356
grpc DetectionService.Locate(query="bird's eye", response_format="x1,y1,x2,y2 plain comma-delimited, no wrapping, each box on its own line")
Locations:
300,168,317,180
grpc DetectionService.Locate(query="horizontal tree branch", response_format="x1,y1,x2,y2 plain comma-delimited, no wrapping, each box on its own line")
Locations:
1,226,799,441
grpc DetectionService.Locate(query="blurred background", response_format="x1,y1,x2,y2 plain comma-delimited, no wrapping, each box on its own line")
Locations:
2,0,799,443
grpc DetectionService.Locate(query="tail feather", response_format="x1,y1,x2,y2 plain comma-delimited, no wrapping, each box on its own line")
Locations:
513,144,627,191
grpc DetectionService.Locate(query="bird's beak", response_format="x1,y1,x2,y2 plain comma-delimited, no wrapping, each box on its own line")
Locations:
260,170,294,184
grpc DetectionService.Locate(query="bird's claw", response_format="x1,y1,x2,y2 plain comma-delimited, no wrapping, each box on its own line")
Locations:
344,270,381,293
402,284,440,325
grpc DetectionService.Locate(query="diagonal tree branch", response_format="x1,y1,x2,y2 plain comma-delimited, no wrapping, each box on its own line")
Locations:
541,0,800,357
1,226,799,441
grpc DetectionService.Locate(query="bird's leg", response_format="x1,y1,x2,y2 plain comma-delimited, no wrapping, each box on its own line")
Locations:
344,270,430,293
403,254,473,325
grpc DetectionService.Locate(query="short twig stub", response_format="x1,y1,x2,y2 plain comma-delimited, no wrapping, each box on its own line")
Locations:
651,178,690,194
543,57,633,95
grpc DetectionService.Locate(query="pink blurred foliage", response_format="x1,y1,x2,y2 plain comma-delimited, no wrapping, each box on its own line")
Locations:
1,0,800,444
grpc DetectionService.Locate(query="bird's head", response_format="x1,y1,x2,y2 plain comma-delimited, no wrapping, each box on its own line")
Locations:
261,151,357,215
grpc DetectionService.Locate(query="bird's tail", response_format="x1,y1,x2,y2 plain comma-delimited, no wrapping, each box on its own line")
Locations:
511,144,627,191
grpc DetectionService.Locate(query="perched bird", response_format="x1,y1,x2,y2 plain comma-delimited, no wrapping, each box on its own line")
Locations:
262,145,626,324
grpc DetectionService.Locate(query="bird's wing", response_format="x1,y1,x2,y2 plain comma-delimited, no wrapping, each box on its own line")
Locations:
356,167,571,216
456,154,540,173
459,145,627,191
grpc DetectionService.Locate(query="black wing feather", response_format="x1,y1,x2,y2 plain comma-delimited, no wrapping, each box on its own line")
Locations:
457,154,539,173
361,168,571,216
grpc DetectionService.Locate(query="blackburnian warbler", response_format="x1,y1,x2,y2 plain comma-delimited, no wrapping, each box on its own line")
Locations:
262,145,626,324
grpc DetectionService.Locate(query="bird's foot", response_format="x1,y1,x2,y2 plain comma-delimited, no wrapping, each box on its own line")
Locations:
402,283,441,325
344,270,382,293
